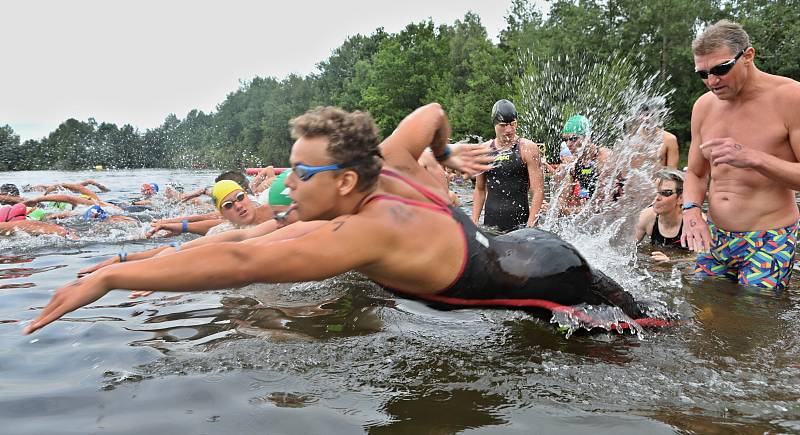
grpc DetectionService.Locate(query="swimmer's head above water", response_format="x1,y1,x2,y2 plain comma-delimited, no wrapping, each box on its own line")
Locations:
561,115,592,154
491,99,518,145
286,106,382,221
140,183,159,196
83,205,109,221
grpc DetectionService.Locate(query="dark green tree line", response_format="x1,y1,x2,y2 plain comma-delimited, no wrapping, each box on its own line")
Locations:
3,0,797,171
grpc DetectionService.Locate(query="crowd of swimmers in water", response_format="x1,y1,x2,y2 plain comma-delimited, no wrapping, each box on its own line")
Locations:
7,19,800,334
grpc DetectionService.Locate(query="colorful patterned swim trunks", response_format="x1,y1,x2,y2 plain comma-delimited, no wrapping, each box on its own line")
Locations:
695,221,798,290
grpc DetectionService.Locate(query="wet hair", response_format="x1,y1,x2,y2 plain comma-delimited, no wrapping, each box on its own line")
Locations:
692,20,751,56
290,106,382,191
1,183,20,197
215,171,251,193
655,168,684,192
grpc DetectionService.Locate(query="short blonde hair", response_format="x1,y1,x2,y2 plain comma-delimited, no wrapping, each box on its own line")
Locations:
692,20,750,56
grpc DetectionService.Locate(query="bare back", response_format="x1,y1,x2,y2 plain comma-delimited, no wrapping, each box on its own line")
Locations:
693,74,800,230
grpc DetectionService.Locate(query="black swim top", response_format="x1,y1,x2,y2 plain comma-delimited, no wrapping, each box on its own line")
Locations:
572,158,598,198
365,169,639,315
651,216,684,248
483,139,530,231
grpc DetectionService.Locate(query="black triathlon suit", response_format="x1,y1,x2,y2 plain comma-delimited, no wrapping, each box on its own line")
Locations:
572,158,599,198
483,139,529,232
369,169,644,319
651,216,684,248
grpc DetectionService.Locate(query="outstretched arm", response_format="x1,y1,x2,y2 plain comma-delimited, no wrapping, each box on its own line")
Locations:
24,194,94,207
26,214,384,334
79,210,301,276
46,183,100,200
81,180,110,192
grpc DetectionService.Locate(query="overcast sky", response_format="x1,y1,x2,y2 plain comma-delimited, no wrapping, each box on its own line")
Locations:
1,0,528,141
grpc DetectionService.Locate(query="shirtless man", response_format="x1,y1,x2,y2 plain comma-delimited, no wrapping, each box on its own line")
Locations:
472,100,544,231
25,104,650,334
633,98,680,169
682,20,800,290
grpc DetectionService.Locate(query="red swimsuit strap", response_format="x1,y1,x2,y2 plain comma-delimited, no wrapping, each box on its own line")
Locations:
361,169,451,215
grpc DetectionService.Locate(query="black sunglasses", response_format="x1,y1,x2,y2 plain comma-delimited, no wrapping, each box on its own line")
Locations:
695,50,744,79
220,191,246,210
565,135,580,142
657,189,681,197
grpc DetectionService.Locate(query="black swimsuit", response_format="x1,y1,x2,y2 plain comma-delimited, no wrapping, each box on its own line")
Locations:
370,169,644,319
483,140,529,231
651,216,684,248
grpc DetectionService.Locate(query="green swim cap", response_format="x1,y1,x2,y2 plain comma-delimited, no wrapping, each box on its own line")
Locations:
268,170,292,206
27,208,46,221
562,115,592,135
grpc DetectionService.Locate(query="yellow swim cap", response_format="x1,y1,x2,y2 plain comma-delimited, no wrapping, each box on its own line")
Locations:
211,180,244,210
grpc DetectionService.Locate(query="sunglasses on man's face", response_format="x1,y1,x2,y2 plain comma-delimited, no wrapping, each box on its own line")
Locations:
695,50,744,79
220,191,246,210
564,135,580,142
656,189,681,198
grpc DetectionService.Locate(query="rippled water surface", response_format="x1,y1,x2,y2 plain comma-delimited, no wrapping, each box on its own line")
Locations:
2,169,800,434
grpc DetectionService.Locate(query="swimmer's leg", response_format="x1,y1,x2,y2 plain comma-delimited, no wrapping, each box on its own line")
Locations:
587,269,645,319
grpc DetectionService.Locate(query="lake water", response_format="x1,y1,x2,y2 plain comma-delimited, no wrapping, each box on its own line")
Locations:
2,169,799,434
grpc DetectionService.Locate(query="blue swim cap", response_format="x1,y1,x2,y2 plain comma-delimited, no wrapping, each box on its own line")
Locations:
150,183,159,193
83,205,109,221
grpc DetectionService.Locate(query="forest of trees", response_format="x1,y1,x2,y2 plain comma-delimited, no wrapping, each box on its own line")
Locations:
2,0,797,171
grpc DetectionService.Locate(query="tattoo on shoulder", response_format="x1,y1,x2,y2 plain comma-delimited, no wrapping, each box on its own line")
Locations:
690,220,697,227
389,205,413,222
734,143,742,150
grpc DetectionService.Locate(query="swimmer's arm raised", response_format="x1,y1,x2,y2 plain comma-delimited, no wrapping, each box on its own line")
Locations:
382,103,451,163
81,179,110,192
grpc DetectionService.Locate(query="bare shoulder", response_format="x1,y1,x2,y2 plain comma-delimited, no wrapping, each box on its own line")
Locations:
638,206,657,228
518,138,542,159
772,75,800,109
663,130,678,142
692,91,716,116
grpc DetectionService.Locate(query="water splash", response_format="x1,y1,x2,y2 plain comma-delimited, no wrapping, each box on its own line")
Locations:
512,51,678,317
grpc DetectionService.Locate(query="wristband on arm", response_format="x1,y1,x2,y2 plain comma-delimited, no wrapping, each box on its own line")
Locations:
681,201,700,212
434,145,452,162
181,219,189,234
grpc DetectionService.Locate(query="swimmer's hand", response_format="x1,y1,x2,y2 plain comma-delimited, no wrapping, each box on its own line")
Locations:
443,143,494,177
24,274,110,334
681,208,711,252
701,137,759,169
145,222,181,239
650,251,671,263
77,256,120,277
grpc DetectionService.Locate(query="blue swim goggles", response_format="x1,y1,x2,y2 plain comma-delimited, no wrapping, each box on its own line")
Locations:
292,158,372,181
